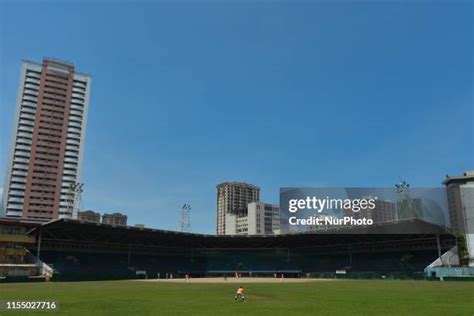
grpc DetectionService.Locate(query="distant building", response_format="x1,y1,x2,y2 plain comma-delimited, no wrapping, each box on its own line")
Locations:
343,198,396,224
102,213,127,226
225,202,280,235
216,182,260,235
443,171,474,267
308,213,339,231
2,59,91,220
396,198,424,221
373,199,397,223
78,210,100,223
443,171,474,233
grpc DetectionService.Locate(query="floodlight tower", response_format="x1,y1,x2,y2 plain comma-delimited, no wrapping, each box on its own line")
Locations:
395,180,410,199
179,204,192,232
65,182,83,219
395,179,417,221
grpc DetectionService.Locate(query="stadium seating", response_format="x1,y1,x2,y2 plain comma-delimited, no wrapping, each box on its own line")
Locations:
37,247,442,281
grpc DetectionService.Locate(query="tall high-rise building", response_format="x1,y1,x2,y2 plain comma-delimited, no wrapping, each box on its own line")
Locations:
443,171,474,267
2,59,91,220
443,171,474,234
216,182,260,235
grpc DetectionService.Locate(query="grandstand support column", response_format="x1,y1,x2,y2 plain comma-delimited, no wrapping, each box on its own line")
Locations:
436,234,443,265
128,245,131,266
349,245,353,265
37,229,42,261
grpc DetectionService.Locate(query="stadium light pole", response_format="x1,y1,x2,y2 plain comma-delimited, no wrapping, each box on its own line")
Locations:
179,204,192,233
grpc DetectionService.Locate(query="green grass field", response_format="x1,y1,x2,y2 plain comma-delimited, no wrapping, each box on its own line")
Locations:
1,280,474,315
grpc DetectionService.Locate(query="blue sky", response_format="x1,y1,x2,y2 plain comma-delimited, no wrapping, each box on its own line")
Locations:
0,1,472,233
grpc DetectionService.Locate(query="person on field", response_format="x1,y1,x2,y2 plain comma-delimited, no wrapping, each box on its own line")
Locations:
234,286,245,301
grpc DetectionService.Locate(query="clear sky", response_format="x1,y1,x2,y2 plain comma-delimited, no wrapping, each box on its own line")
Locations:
0,1,472,233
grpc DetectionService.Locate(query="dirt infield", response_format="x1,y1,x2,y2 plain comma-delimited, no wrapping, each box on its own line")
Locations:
138,277,335,283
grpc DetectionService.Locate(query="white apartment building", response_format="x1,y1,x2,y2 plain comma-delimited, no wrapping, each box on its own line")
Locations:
225,202,280,235
443,171,474,267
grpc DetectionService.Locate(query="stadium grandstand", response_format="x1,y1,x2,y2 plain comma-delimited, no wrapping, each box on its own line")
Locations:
0,218,52,281
0,218,456,282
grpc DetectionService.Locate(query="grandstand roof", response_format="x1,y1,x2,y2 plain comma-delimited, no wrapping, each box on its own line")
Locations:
28,218,453,250
0,217,43,228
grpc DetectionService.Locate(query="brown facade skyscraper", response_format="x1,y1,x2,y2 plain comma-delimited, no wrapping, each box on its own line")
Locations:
2,59,91,220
